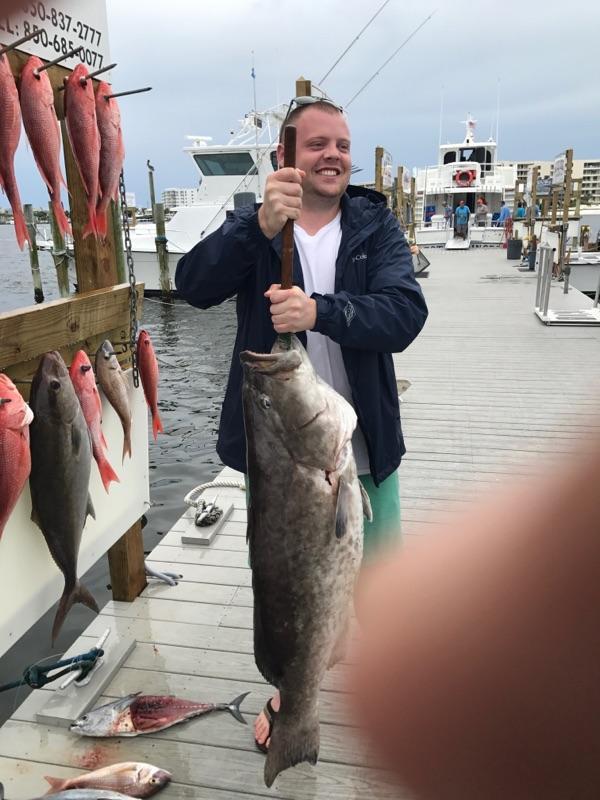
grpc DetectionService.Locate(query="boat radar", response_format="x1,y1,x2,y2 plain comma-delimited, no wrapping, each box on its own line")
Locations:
461,114,477,145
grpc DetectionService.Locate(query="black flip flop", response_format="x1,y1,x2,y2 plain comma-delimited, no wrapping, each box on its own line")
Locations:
255,697,277,754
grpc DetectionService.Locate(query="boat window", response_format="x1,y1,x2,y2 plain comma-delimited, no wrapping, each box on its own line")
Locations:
443,151,457,164
193,152,258,176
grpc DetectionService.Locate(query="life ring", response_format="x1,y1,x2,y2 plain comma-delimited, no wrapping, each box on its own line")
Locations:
454,169,476,187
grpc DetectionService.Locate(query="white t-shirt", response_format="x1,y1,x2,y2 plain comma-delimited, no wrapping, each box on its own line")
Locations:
294,213,370,475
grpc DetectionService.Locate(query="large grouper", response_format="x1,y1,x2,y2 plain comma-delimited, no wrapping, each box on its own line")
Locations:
29,351,99,643
241,334,371,787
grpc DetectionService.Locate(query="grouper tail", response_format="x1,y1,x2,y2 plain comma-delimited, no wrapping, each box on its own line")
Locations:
264,702,320,788
51,580,100,644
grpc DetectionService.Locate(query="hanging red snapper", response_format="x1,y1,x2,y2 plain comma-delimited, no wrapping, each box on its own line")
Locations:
95,81,125,240
64,64,100,239
137,331,163,441
69,350,119,493
19,56,71,238
0,374,33,539
0,53,30,250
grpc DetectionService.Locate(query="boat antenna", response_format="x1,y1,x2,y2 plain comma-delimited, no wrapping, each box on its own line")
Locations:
438,86,444,150
251,51,262,194
495,78,500,145
345,10,437,108
319,0,392,85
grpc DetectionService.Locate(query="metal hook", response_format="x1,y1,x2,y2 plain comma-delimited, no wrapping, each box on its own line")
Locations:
33,46,84,77
0,28,45,58
104,86,152,101
58,61,117,91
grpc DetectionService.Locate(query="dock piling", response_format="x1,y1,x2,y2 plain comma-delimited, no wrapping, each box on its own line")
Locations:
24,205,44,304
155,203,172,299
48,202,70,298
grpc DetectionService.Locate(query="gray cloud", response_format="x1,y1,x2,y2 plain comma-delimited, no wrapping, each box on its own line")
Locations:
5,0,600,208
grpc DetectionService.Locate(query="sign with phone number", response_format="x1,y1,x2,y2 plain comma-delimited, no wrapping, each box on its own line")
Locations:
0,1,110,71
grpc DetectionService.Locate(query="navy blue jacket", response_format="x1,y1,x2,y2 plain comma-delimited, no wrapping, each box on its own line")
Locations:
175,186,428,485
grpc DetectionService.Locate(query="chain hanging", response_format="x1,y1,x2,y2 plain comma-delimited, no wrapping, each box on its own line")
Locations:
119,169,140,389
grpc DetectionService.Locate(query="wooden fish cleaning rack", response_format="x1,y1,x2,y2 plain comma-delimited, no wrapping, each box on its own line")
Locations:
0,38,147,614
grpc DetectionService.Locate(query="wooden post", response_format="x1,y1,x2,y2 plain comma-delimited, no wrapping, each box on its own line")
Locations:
48,201,70,298
574,177,582,217
24,205,44,304
512,179,520,217
529,165,539,242
295,76,312,97
550,188,558,226
107,521,146,602
562,148,573,224
155,203,172,298
409,176,417,242
375,146,384,194
397,166,405,226
147,160,156,223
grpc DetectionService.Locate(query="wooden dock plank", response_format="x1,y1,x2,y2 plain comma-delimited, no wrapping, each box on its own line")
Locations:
3,249,600,799
0,721,402,800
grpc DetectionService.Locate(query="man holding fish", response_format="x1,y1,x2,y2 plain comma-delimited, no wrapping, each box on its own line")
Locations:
176,98,427,762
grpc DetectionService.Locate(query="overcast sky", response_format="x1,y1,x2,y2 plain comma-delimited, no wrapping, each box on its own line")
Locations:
7,0,600,208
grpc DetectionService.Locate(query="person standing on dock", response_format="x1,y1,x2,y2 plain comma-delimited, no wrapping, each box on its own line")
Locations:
444,202,453,229
475,198,488,227
496,200,512,226
175,97,428,753
454,200,470,239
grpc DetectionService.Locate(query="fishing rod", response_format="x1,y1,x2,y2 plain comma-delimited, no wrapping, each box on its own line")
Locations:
319,0,392,85
345,10,437,108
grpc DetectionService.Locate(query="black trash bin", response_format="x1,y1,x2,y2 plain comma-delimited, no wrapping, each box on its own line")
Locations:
507,238,523,260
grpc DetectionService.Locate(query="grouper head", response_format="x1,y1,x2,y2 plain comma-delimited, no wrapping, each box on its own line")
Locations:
30,351,80,423
240,335,356,471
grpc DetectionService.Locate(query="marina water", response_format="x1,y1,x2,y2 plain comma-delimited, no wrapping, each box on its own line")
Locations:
0,225,236,722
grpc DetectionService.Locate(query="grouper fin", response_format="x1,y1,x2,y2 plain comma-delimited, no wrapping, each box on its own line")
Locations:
51,581,100,644
264,703,320,787
335,477,354,539
360,482,373,522
86,494,96,520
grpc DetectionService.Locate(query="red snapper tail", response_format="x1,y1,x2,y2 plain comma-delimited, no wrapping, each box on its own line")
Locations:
152,406,164,441
82,200,98,239
95,205,109,240
51,197,72,237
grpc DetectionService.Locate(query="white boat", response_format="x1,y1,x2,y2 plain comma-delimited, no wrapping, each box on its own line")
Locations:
130,107,284,293
414,115,516,249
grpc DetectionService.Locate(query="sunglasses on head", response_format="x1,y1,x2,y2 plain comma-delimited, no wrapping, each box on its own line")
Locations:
290,95,344,112
281,95,344,128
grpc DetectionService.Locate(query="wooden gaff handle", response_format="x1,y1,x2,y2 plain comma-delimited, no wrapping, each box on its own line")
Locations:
280,125,297,290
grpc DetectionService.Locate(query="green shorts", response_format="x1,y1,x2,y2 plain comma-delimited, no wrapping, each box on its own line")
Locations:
244,470,402,563
359,470,402,562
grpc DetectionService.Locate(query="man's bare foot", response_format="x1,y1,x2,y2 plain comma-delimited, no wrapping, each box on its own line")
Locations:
254,691,280,750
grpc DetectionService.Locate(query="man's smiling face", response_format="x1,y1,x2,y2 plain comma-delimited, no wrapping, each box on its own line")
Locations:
279,106,351,203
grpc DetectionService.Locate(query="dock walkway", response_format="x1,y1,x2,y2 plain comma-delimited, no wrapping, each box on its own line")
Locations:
1,248,599,798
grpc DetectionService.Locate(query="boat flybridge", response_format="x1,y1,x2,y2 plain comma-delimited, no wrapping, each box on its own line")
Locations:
415,115,516,249
130,106,285,292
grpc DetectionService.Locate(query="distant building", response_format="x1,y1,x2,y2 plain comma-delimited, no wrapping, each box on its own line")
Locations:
162,188,201,208
497,159,600,205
